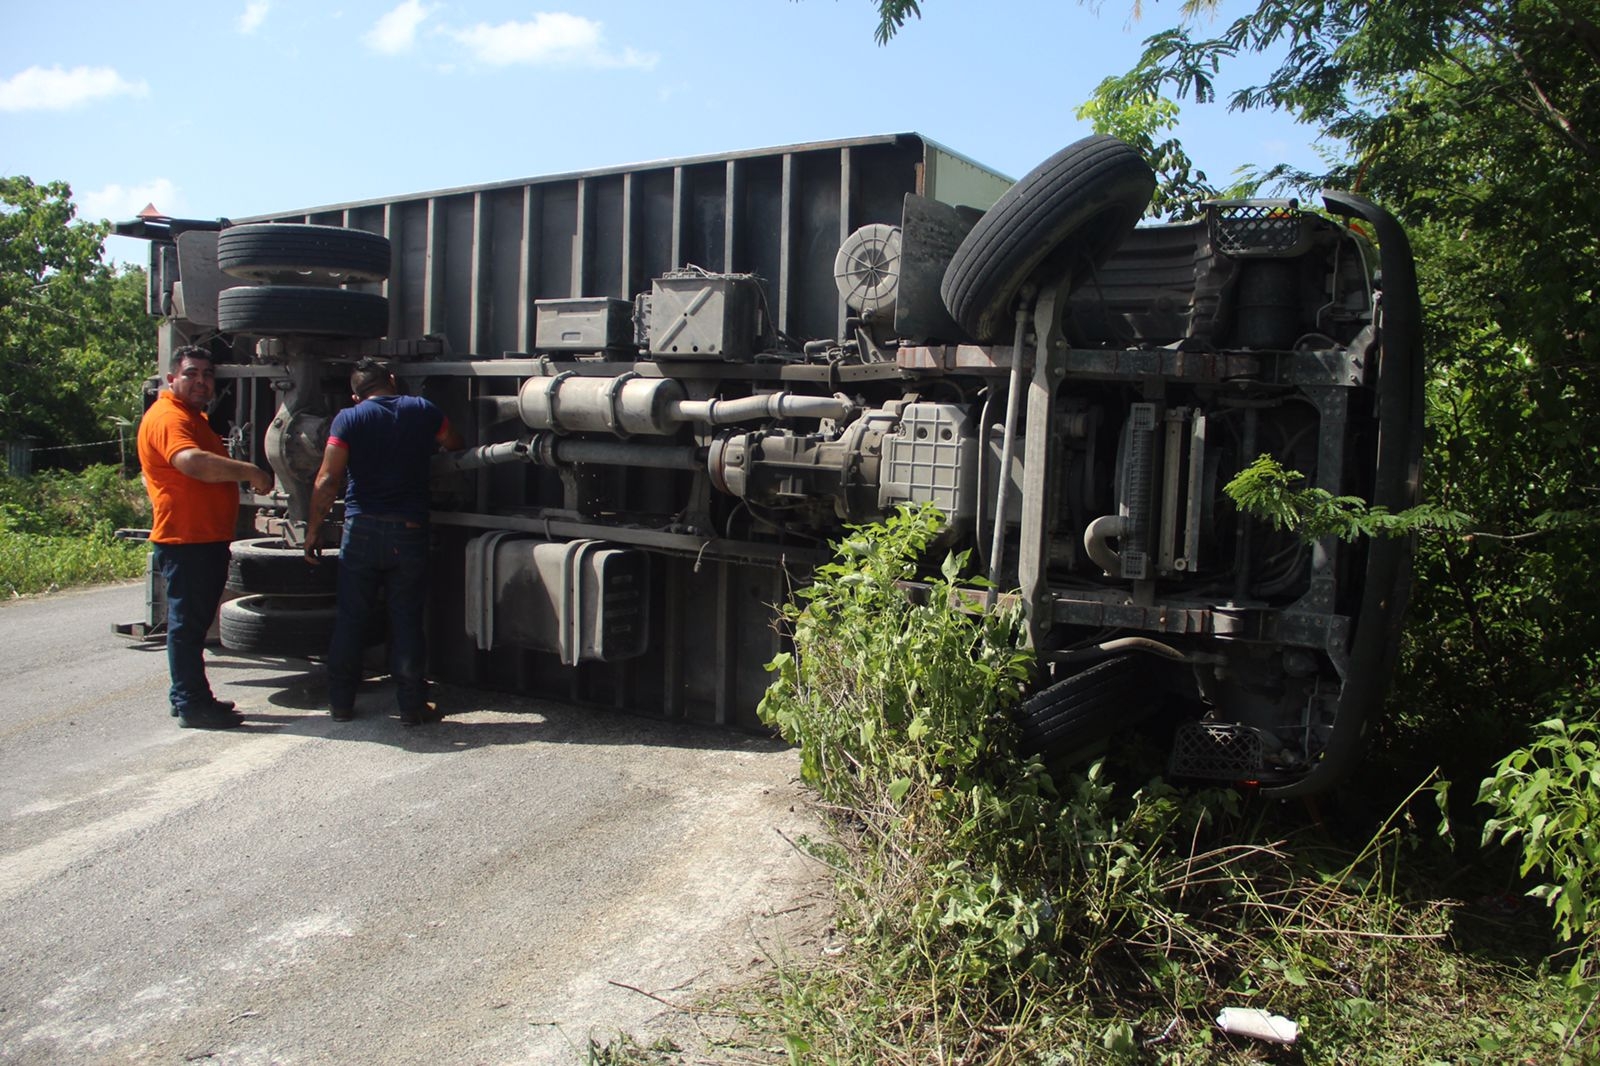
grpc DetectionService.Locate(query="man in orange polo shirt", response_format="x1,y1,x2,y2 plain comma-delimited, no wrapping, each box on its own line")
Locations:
137,345,274,728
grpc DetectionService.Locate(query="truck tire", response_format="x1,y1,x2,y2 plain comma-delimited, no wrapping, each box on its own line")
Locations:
1014,654,1160,763
217,285,389,338
227,538,339,596
219,594,339,658
217,223,391,284
941,135,1155,341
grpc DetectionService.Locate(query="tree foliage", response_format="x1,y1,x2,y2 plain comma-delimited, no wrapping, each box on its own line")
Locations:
1225,454,1469,542
867,0,922,44
0,177,154,464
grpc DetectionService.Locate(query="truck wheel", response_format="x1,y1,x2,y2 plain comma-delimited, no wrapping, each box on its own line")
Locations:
941,135,1155,341
219,594,338,658
1014,654,1160,763
217,285,389,338
227,538,339,596
217,223,391,284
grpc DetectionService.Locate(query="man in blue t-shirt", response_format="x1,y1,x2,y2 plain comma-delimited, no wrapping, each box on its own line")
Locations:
306,358,463,725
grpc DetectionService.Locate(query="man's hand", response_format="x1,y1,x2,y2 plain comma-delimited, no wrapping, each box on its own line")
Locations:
247,468,274,495
304,530,323,566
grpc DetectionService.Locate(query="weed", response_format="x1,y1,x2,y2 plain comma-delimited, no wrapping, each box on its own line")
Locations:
1480,701,1600,1052
0,464,149,595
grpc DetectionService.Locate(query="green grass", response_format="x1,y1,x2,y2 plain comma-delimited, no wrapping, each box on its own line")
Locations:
591,786,1592,1064
0,464,151,597
0,526,148,597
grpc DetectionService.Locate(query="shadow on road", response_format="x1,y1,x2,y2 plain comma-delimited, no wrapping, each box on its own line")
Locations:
190,652,790,757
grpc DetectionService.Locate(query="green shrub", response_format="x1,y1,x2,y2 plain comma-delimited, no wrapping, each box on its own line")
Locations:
0,464,150,595
751,505,1580,1064
0,524,147,596
1481,701,1600,992
760,503,1034,807
0,462,149,535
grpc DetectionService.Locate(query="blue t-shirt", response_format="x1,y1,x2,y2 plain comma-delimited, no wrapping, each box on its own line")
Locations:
327,394,446,522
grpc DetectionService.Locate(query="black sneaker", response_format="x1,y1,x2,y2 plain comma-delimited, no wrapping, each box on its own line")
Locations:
330,707,356,722
171,698,235,717
178,706,242,730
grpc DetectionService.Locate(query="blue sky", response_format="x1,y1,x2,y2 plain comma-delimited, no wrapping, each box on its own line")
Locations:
2,1,1327,265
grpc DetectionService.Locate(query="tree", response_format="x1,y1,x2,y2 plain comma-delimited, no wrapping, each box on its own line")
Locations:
0,177,155,466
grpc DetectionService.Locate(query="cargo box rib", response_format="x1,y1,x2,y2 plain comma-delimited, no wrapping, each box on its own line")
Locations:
241,133,1013,355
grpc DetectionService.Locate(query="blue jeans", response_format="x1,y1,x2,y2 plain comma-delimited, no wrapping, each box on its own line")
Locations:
327,515,430,715
154,541,231,713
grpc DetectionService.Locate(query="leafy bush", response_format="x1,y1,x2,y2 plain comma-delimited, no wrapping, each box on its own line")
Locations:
760,504,1033,809
0,525,147,596
758,505,1045,985
0,464,149,595
748,505,1564,1063
1481,703,1600,993
0,462,149,535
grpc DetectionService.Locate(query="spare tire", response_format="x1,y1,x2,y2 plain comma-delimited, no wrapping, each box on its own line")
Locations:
219,594,339,658
218,223,391,285
941,135,1155,341
217,285,389,338
227,537,338,596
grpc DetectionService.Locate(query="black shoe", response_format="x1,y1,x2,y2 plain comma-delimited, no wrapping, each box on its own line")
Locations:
330,707,356,722
198,700,241,720
399,702,440,727
171,698,235,717
178,706,242,730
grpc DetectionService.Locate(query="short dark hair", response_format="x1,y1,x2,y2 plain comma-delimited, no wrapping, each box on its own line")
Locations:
350,357,392,398
171,344,213,370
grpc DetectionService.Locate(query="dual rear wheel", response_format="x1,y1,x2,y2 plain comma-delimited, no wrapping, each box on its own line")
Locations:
220,537,363,658
215,223,392,339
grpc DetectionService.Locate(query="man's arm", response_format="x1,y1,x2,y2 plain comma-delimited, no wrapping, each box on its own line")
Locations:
172,448,274,494
305,444,350,564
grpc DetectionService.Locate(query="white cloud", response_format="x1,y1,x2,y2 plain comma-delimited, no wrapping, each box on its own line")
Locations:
0,66,149,112
365,0,433,55
238,1,270,34
450,13,657,69
78,179,182,224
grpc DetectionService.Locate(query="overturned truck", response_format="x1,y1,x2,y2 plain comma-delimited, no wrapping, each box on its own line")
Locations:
116,133,1422,797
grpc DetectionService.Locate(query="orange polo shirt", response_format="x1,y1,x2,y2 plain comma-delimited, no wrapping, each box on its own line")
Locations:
136,391,242,544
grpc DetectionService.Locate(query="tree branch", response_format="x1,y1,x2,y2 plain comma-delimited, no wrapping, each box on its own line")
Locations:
1506,35,1597,158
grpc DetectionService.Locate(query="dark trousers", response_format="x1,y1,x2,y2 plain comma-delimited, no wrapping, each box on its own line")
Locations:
327,515,430,715
153,541,231,713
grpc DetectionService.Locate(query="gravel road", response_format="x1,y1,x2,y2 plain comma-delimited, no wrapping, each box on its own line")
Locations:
0,582,827,1064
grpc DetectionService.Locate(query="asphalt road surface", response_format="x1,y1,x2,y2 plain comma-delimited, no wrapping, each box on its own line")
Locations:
0,582,826,1064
